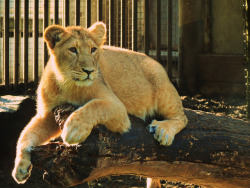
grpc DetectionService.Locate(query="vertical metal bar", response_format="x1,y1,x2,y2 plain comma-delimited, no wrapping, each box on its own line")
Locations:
24,0,29,88
34,0,39,85
144,0,149,55
44,0,49,67
244,0,250,119
87,0,92,27
121,0,126,48
64,0,69,27
54,0,59,25
115,0,118,45
156,0,161,62
104,0,107,23
167,0,172,79
98,0,103,21
247,0,250,119
133,0,137,51
75,0,80,25
14,0,20,88
4,0,9,89
109,0,115,46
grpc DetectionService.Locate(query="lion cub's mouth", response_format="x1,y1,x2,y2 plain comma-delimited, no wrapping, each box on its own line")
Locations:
71,69,98,84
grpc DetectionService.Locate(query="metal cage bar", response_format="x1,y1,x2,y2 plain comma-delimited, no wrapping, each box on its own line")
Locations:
54,0,59,25
98,0,103,21
121,0,126,48
23,0,29,88
167,0,173,79
34,0,39,85
156,0,161,62
109,0,115,46
133,0,137,51
144,0,149,55
87,0,92,27
243,0,250,119
76,0,81,25
44,0,49,67
4,0,9,89
14,0,20,88
64,0,69,26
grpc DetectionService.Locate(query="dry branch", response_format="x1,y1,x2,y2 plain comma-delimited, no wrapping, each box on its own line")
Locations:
31,104,250,188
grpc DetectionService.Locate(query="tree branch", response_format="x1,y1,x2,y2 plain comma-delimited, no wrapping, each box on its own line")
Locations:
31,104,250,188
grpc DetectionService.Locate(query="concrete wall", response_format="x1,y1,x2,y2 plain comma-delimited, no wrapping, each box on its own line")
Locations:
179,0,245,95
211,0,243,55
199,0,245,96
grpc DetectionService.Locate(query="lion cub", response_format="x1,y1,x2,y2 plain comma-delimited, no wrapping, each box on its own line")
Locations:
12,22,187,184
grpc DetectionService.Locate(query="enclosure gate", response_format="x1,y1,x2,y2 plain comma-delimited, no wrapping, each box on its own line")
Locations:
1,0,178,91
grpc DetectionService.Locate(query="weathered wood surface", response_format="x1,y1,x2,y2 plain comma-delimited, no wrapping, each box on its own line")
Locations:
31,104,250,188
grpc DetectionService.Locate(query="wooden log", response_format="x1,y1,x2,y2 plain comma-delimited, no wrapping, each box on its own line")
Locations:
31,104,250,188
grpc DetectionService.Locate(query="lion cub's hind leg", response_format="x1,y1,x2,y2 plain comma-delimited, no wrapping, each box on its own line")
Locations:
148,117,186,146
147,84,187,146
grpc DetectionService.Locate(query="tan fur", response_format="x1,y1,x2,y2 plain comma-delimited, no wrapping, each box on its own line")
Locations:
12,22,187,184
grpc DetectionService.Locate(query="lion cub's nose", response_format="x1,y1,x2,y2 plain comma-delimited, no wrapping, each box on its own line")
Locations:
82,69,94,75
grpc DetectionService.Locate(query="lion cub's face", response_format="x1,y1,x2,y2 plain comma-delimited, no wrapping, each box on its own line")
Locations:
44,23,106,86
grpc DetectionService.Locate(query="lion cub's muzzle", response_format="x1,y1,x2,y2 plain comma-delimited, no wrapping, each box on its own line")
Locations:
72,67,98,83
82,68,94,77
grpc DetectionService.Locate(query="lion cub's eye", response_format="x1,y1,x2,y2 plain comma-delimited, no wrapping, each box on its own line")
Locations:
69,47,78,54
91,47,97,54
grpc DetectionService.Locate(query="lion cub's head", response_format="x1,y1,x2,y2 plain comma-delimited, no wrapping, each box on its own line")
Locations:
44,22,106,87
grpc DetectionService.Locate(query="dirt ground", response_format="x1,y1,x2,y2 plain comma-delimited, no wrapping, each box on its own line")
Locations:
0,93,247,188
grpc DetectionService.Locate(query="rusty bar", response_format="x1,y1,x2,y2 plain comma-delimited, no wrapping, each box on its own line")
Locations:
167,0,172,79
54,0,59,25
121,0,126,48
109,0,115,45
44,0,49,67
156,0,161,62
4,0,9,89
98,0,103,21
75,0,80,25
24,0,29,88
34,0,39,85
144,0,149,55
133,0,137,51
87,0,92,27
64,0,69,26
14,0,20,88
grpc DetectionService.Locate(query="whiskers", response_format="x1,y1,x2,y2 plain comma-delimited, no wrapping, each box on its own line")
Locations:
61,76,73,89
58,68,99,88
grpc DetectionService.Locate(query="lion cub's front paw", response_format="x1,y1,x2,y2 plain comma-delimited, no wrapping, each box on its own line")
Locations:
61,116,93,145
12,156,32,184
147,120,176,146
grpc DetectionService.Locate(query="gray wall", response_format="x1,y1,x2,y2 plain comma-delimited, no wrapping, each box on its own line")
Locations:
211,0,243,55
179,0,245,94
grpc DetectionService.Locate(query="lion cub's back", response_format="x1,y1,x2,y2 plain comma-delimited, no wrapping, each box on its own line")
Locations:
100,46,170,117
100,46,169,86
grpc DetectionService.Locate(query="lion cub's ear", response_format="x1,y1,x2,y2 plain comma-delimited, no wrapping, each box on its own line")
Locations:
44,25,67,49
88,22,106,46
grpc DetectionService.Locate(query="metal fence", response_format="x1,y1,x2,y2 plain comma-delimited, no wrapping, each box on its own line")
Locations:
0,0,178,91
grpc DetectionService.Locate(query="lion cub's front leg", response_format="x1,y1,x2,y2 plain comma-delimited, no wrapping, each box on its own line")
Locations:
61,98,131,145
12,112,61,184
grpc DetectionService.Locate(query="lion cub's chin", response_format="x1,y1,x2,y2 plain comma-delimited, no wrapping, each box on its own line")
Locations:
74,79,94,87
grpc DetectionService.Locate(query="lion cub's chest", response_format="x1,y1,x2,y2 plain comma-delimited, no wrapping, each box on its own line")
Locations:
58,86,92,107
